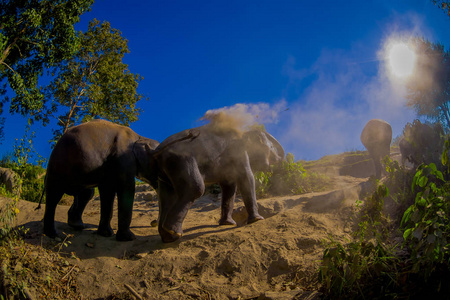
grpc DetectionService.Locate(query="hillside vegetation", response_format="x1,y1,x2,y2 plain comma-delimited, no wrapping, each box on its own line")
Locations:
1,144,450,299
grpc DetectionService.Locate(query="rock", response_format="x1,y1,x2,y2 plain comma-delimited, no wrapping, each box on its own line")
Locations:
0,167,21,195
135,252,148,259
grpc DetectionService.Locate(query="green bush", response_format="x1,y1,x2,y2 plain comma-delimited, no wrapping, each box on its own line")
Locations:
255,154,330,197
0,157,45,203
319,150,450,299
401,163,450,277
319,181,400,299
318,157,416,299
319,239,399,299
402,120,444,168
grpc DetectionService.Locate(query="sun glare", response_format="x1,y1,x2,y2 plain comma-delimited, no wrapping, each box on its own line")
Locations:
388,43,416,78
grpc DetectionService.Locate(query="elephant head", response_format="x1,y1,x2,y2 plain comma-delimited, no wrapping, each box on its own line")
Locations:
133,138,161,187
244,129,285,172
133,131,200,188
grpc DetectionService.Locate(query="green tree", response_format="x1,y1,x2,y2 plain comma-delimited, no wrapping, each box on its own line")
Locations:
0,0,94,131
405,38,450,129
45,19,146,140
432,0,450,16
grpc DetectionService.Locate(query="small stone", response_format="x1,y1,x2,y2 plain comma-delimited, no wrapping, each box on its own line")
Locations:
150,220,158,227
85,242,94,248
135,252,148,259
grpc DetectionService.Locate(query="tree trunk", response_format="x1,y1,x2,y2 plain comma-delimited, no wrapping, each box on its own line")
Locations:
62,88,86,133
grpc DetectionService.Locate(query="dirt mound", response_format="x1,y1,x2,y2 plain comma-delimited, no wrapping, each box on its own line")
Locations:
2,170,371,299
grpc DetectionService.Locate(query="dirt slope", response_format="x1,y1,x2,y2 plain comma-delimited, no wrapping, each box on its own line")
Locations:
4,171,371,299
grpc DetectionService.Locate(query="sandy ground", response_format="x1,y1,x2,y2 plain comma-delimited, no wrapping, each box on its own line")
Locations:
3,171,372,300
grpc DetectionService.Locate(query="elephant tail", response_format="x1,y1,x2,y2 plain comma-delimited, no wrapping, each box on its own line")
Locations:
35,175,47,211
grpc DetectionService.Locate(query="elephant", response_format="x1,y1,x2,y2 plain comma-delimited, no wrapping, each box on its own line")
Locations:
401,120,444,168
153,123,285,243
399,137,417,166
360,119,392,179
42,119,195,241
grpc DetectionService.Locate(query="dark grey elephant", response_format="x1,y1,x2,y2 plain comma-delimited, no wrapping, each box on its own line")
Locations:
399,137,417,166
401,120,444,168
154,124,285,243
360,119,392,178
42,120,162,241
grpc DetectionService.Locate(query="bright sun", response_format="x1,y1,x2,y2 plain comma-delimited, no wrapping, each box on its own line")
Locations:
388,43,416,78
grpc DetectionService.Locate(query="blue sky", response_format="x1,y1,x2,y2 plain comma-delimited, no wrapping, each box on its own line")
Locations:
2,0,450,162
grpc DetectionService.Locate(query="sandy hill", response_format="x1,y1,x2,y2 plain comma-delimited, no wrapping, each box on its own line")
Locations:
1,150,396,299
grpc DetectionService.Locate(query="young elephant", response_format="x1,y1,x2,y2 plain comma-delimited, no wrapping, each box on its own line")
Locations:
43,120,160,241
360,119,392,179
154,124,285,243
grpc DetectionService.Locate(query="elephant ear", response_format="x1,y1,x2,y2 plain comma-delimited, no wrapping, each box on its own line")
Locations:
133,138,159,164
244,129,285,171
263,131,285,162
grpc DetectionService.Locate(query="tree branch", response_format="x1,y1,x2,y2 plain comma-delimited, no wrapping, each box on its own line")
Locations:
0,61,16,74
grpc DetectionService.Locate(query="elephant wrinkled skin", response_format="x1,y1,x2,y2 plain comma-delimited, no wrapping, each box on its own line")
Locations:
360,119,392,179
43,120,160,241
154,124,285,243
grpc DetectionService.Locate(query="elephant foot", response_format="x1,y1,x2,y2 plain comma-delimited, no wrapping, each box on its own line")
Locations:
68,218,85,230
43,227,59,239
96,225,114,237
159,226,182,243
247,215,264,224
116,229,136,241
219,217,237,226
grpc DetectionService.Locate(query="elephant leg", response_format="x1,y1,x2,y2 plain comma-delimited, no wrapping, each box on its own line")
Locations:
219,181,237,225
157,180,180,243
97,183,115,237
115,178,136,241
68,188,95,230
43,187,64,238
372,154,382,179
237,170,264,224
158,156,205,243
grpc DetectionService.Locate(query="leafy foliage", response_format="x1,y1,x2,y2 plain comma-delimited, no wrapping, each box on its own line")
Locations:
0,0,94,129
0,123,45,203
319,140,450,299
319,157,415,299
405,38,450,129
401,163,450,278
0,158,45,204
45,19,146,141
319,239,399,299
401,120,444,167
0,190,21,239
432,0,450,16
255,153,330,197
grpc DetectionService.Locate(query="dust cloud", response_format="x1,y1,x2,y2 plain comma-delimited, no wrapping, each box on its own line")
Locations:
266,13,437,161
277,46,418,160
201,101,287,137
200,14,432,161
